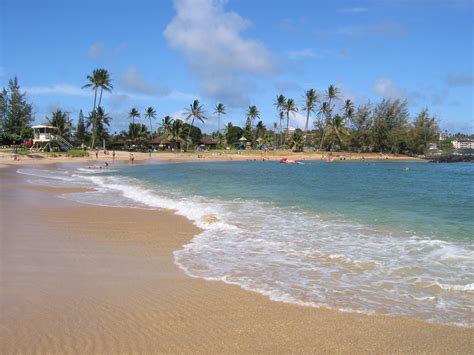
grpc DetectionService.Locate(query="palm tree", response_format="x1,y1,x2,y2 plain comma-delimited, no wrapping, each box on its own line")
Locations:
274,94,286,146
166,119,186,151
184,99,207,151
327,114,350,151
284,98,298,144
128,107,140,142
85,106,111,147
319,101,331,150
343,99,354,124
246,105,260,131
47,110,72,139
159,115,174,134
82,68,113,148
144,106,156,146
302,89,319,143
214,103,226,133
325,84,340,110
273,122,278,147
255,120,265,138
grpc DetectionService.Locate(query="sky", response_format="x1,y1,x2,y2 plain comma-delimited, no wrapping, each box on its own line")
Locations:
1,0,473,134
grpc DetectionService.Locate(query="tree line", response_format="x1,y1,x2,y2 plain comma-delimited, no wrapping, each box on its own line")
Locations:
0,70,441,154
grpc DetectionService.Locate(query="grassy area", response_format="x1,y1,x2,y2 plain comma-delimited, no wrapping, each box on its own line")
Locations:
66,149,89,157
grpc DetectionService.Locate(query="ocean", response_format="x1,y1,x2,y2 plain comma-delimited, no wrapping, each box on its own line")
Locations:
18,160,474,327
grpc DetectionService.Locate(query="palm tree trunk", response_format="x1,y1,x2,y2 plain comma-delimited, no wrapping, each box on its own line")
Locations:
186,118,194,152
285,112,290,144
304,110,310,144
218,113,220,133
91,88,98,148
149,119,153,148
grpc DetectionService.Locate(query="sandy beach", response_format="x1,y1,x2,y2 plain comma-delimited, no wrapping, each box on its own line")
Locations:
1,164,472,354
0,149,420,169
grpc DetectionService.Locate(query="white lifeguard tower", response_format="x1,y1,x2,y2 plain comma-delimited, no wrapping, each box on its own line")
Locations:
32,125,73,151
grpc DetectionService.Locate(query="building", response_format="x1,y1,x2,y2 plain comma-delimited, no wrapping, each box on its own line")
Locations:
32,125,72,151
452,139,474,150
282,127,296,137
439,131,449,141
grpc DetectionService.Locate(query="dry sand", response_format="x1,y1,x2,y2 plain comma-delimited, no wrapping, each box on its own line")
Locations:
1,166,472,354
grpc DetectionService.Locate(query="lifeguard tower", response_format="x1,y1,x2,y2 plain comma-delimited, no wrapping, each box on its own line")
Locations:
32,125,73,151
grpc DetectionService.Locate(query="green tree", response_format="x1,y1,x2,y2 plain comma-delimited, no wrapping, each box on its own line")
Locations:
289,130,304,152
128,107,140,142
274,94,287,147
302,89,319,142
128,123,150,148
75,109,86,145
0,77,33,137
373,99,409,152
165,119,187,150
47,110,72,138
214,103,226,133
184,99,207,151
327,114,350,151
85,107,111,147
158,115,174,134
408,108,439,154
225,123,244,145
246,105,260,131
144,106,157,146
284,98,298,144
82,69,113,148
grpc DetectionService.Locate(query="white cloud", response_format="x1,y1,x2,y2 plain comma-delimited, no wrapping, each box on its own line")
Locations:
120,67,165,95
373,78,407,100
24,84,90,97
163,0,276,107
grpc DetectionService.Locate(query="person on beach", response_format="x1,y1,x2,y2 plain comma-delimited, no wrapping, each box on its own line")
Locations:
112,150,116,160
129,153,135,164
95,149,99,159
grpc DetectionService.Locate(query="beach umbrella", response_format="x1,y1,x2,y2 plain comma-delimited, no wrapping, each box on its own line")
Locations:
239,136,247,141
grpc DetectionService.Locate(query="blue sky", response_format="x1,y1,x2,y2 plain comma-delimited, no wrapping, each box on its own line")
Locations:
1,0,473,133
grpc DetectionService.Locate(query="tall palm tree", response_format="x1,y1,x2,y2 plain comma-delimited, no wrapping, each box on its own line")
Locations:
284,98,298,144
325,84,340,110
343,99,354,124
274,94,286,146
82,68,113,148
184,99,207,151
214,103,226,133
273,122,278,147
319,101,331,150
85,106,111,147
128,107,140,142
302,89,320,143
144,106,157,144
246,105,260,131
166,119,186,151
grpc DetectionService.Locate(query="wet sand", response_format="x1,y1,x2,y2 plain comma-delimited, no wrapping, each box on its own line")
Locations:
1,166,472,353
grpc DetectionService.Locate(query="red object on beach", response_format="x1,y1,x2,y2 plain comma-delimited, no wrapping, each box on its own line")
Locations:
279,158,288,163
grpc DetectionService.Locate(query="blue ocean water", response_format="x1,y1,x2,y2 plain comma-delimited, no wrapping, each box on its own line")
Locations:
18,160,474,326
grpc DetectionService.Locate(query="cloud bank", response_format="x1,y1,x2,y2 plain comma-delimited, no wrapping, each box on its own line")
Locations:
164,0,275,106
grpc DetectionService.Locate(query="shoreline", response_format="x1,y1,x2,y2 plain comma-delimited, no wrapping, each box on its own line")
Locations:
0,149,421,168
1,165,472,353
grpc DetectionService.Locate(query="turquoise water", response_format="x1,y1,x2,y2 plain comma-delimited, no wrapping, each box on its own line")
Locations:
18,161,474,326
120,161,473,242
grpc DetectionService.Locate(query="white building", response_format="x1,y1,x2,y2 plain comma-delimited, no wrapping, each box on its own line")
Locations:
439,131,449,141
282,127,296,137
452,139,474,149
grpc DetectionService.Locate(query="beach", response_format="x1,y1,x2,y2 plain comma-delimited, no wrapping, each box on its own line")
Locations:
1,163,472,354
